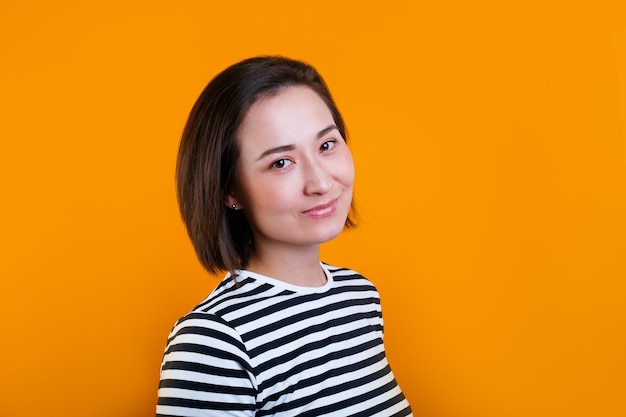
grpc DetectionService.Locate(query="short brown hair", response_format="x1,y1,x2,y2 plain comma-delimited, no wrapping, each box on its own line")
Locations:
176,56,356,275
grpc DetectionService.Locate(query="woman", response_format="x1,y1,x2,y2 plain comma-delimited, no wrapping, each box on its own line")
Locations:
157,56,412,416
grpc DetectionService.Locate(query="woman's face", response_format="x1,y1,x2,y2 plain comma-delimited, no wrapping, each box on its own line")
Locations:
229,85,354,254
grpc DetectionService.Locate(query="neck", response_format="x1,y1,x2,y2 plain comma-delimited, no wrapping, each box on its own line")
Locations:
244,244,327,287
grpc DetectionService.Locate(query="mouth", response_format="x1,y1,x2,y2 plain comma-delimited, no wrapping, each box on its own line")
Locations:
302,198,339,218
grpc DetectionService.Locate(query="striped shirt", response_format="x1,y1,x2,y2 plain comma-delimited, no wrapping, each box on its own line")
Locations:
156,264,412,416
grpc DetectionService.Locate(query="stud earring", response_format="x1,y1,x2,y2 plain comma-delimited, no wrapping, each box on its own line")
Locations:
232,204,240,210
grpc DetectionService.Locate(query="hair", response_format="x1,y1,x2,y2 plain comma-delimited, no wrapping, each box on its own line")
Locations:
176,56,356,275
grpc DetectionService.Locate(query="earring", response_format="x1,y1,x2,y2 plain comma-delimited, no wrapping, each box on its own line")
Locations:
232,203,240,210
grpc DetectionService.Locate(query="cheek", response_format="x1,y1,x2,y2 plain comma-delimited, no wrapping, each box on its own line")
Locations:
244,178,295,213
340,150,356,186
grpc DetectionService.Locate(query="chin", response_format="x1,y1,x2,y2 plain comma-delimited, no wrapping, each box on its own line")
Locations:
313,221,348,243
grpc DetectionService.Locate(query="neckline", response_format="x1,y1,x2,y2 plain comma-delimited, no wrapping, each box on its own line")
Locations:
233,262,333,294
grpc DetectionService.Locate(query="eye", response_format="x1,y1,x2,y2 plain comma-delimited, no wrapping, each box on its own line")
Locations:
320,140,336,153
270,158,292,169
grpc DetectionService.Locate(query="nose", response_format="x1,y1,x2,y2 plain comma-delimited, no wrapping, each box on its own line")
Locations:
303,158,332,195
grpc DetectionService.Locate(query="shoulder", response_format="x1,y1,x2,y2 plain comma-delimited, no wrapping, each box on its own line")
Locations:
324,263,380,292
166,310,246,353
158,312,257,414
162,309,255,375
324,263,373,282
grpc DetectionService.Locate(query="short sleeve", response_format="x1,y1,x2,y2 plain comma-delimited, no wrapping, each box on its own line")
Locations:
156,312,257,417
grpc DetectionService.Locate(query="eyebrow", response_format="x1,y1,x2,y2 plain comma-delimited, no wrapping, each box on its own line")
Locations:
256,124,339,161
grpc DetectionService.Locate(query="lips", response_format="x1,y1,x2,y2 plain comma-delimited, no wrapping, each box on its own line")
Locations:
302,198,339,218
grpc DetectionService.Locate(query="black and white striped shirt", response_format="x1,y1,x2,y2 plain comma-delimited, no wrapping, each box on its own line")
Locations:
157,264,412,416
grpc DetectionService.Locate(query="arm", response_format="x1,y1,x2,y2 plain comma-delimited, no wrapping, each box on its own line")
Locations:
156,312,256,417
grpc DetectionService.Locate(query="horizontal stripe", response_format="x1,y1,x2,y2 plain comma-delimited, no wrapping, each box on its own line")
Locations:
156,264,412,416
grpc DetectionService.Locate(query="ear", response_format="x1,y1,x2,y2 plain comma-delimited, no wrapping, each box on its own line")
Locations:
225,193,241,210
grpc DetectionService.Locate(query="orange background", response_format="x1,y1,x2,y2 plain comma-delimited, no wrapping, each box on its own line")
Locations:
1,1,625,416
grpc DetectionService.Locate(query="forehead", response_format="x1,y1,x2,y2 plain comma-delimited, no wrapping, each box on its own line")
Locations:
237,85,335,149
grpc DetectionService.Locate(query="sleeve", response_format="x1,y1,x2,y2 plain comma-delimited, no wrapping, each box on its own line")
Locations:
367,277,385,339
156,312,257,417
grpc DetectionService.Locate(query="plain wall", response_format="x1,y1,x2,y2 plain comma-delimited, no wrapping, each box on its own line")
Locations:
1,1,625,416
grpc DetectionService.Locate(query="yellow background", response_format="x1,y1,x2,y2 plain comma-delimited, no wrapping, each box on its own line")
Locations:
1,1,625,416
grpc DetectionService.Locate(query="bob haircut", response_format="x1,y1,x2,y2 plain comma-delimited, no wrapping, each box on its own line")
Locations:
176,56,356,275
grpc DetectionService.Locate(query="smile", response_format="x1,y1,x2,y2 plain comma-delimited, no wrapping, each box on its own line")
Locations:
302,198,339,218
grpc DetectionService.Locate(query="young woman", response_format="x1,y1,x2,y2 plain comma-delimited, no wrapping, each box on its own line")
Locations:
157,56,412,416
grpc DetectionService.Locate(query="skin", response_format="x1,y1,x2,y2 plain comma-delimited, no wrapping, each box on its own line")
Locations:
226,85,355,286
